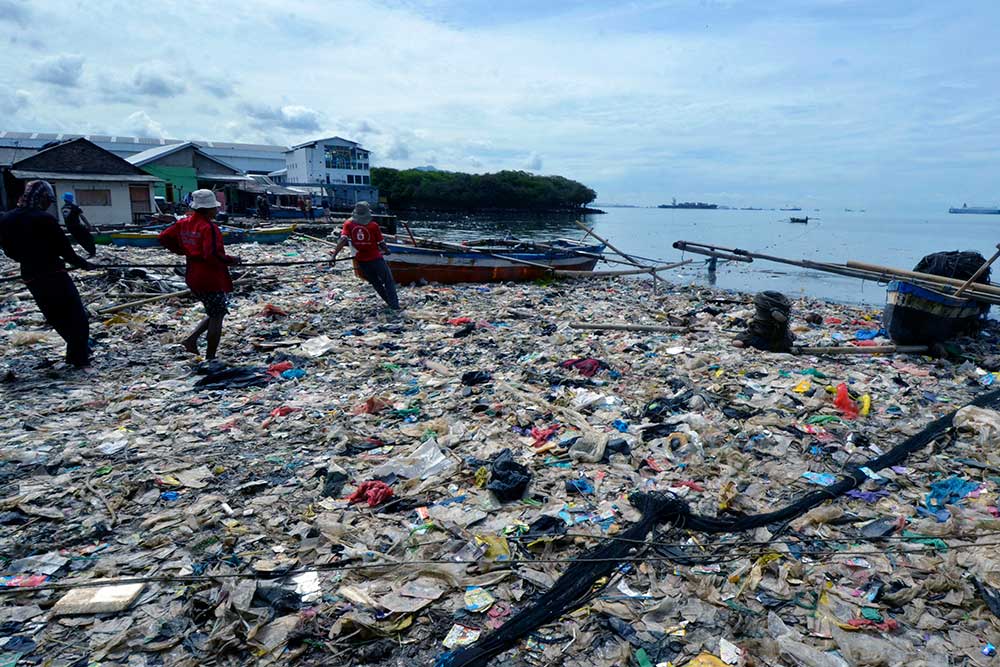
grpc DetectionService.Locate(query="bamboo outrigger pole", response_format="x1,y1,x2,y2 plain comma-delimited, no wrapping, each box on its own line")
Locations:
574,221,663,292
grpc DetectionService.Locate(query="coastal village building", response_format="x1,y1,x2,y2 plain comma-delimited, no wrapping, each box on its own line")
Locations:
283,136,378,207
0,131,285,174
126,142,250,210
0,138,159,226
0,131,380,213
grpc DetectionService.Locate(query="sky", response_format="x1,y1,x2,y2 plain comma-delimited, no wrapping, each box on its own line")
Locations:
1,0,998,212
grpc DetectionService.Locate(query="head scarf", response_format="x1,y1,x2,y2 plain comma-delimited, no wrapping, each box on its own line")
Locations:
17,180,56,210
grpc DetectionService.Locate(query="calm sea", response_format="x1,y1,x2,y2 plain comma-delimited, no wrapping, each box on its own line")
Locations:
401,208,998,307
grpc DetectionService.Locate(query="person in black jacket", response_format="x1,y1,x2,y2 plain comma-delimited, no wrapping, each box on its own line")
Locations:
60,192,97,257
0,180,97,367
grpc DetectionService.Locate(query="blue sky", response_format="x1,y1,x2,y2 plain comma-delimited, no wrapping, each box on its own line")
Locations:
1,0,998,212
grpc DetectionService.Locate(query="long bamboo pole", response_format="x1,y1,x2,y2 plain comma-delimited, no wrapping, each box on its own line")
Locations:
574,221,663,292
846,260,1000,298
555,260,691,278
96,277,252,315
673,240,1000,304
570,321,687,333
791,344,928,356
955,244,1000,297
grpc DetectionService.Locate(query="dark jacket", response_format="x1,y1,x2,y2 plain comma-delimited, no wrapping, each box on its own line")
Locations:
0,207,93,282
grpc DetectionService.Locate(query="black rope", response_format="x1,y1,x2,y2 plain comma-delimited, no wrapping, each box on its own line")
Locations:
437,387,1000,667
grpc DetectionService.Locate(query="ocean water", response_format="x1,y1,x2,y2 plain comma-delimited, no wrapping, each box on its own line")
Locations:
401,208,998,306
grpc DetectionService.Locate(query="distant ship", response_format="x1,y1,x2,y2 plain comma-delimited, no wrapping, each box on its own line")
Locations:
658,198,717,209
949,203,1000,214
779,207,802,211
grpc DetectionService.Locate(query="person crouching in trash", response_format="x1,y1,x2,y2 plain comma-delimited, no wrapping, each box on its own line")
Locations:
331,201,401,312
158,189,241,360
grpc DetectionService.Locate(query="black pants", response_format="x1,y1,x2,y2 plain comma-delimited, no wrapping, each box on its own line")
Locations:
27,272,90,366
356,258,399,309
67,222,97,257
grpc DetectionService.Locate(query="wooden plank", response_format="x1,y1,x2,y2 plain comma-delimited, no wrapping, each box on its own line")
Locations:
554,260,690,278
791,344,929,356
570,321,687,333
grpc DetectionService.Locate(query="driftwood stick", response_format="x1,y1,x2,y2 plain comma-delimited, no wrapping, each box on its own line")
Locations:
791,345,928,356
570,321,687,333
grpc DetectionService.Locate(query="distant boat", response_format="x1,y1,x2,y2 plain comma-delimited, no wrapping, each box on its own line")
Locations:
779,207,802,211
949,204,1000,214
658,198,717,209
789,216,809,224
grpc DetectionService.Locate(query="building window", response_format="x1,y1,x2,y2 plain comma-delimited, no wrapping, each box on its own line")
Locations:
77,189,111,206
362,176,370,184
362,163,368,170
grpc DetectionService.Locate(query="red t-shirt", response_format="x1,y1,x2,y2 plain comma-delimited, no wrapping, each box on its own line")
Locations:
342,219,383,262
158,213,234,293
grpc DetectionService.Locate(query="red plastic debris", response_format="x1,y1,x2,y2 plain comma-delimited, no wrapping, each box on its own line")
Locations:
448,317,474,326
266,361,294,377
834,383,859,420
347,480,394,507
530,424,560,447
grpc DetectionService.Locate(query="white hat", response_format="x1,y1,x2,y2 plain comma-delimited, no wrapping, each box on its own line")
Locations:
191,189,223,209
352,201,372,224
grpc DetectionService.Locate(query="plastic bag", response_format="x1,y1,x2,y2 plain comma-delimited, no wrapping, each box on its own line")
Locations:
486,449,530,502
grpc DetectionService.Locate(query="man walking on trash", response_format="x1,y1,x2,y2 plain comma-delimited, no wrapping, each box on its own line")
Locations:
60,192,97,258
331,201,400,311
0,180,97,367
158,189,241,360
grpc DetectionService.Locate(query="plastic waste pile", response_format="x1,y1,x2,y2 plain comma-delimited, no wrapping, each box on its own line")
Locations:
2,239,1000,666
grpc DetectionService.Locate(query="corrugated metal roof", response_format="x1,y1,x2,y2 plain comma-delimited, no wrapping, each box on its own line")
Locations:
126,142,191,166
10,170,161,182
0,145,38,166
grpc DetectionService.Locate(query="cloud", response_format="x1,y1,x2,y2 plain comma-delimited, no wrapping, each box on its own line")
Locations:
523,152,543,171
124,110,167,138
0,87,30,115
32,54,84,87
0,0,31,25
242,103,323,132
132,63,186,97
383,136,411,160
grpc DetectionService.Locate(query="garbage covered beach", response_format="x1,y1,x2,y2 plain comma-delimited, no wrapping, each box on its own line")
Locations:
4,238,1000,666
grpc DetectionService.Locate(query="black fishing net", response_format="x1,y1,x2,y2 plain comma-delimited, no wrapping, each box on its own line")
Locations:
435,387,1000,667
914,250,990,283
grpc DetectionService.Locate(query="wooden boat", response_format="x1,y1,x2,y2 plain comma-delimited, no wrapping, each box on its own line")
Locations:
789,216,809,223
883,280,985,344
109,225,296,248
379,238,605,284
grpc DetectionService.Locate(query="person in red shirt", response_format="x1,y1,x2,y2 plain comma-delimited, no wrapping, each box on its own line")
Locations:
158,189,241,359
332,201,400,310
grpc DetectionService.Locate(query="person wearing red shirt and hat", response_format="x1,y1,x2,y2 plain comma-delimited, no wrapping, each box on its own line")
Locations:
158,189,241,359
332,201,400,311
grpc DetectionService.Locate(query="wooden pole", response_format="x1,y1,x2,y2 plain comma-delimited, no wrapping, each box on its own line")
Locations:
96,277,252,314
955,244,1000,297
846,260,1000,298
554,260,691,278
791,344,928,356
570,321,687,333
575,220,663,292
293,231,339,248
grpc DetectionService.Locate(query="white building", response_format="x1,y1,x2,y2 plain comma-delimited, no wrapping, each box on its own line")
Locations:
283,136,378,207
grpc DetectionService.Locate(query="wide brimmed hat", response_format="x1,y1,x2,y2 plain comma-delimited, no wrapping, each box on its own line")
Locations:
191,189,223,209
352,201,372,224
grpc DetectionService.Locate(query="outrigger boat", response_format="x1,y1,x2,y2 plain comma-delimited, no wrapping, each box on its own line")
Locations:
789,216,809,224
381,238,606,284
109,225,297,248
673,240,998,345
